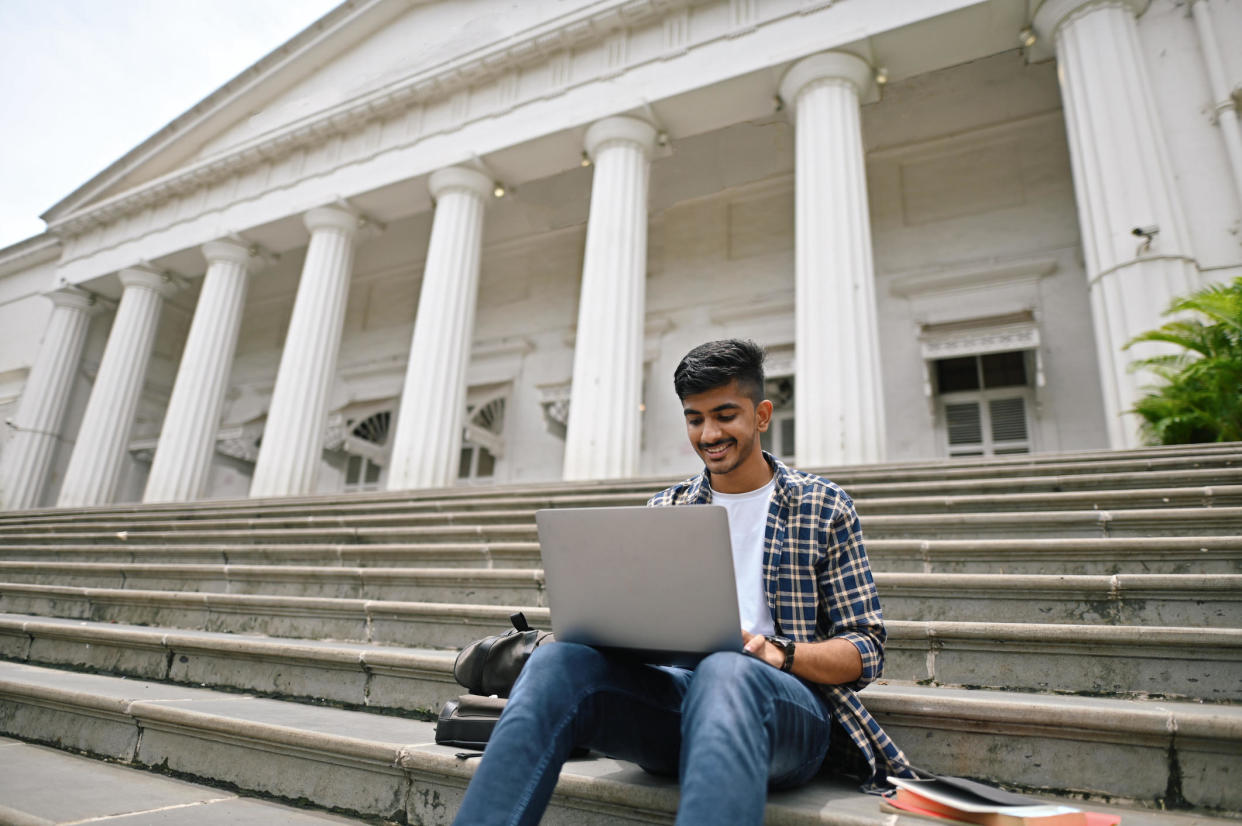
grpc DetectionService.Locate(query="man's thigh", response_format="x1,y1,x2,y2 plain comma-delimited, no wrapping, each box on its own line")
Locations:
521,644,691,774
684,652,833,788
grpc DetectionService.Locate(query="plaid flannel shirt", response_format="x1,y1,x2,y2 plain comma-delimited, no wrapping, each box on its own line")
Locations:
646,452,915,792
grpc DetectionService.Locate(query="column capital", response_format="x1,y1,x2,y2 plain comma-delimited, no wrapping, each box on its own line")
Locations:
584,116,657,161
303,204,360,237
118,266,180,297
1033,0,1147,40
779,52,877,111
202,238,254,269
429,166,493,201
45,289,102,314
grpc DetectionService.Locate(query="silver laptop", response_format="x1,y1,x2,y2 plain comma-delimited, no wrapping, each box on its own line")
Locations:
535,505,743,666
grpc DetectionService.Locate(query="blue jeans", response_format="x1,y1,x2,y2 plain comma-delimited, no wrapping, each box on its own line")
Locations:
451,642,834,826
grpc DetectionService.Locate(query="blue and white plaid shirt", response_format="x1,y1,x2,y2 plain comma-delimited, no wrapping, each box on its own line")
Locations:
647,452,915,792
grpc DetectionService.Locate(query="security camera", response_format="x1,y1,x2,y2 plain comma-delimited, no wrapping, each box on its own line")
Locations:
1131,225,1159,238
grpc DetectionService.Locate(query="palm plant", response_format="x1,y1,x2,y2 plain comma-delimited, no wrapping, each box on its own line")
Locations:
1124,277,1242,444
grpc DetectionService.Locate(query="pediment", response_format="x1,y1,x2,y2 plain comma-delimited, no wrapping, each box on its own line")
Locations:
44,0,586,223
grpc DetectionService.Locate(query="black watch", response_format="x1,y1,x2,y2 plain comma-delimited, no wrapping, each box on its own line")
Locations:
765,635,795,672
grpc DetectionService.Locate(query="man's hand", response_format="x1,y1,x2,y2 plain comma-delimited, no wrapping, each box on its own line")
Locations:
741,630,784,669
740,630,865,685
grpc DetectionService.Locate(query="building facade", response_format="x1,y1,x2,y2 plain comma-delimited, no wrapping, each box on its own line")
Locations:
1,0,1240,509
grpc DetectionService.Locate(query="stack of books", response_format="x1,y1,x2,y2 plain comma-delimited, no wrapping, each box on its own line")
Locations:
883,776,1122,826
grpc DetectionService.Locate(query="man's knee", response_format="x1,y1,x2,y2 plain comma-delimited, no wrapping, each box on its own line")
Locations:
683,652,774,716
693,651,771,690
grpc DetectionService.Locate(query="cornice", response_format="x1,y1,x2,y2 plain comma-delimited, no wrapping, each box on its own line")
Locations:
49,0,693,238
0,233,61,278
888,257,1059,298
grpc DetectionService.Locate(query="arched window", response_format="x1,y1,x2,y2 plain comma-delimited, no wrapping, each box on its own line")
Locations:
342,409,391,492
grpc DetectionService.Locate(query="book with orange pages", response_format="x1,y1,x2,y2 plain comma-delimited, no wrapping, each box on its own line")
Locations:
882,794,1122,826
886,776,1121,826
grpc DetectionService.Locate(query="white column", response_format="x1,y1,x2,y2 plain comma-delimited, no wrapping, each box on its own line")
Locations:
1189,0,1242,211
144,239,255,503
250,205,358,498
57,268,179,507
780,52,886,467
1034,0,1199,448
562,116,657,481
0,291,100,510
387,167,491,491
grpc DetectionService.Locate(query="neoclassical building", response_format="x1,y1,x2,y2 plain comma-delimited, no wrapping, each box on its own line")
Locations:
1,0,1240,509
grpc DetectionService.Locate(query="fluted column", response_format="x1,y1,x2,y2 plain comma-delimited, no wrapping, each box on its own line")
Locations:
250,205,358,498
1189,0,1242,219
145,239,255,503
0,291,100,510
387,167,491,490
1034,0,1199,448
562,116,657,480
780,52,885,467
58,269,179,507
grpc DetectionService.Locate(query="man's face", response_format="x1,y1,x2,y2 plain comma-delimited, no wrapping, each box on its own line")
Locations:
682,380,773,477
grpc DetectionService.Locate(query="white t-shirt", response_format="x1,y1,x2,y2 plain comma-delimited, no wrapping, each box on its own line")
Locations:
711,476,777,636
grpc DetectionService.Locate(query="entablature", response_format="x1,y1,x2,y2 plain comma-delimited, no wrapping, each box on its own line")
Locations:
51,0,1013,287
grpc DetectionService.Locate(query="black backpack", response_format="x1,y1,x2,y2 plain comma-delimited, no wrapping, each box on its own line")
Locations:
435,612,554,750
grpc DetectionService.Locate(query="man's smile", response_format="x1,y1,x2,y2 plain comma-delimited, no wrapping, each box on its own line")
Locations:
701,439,735,459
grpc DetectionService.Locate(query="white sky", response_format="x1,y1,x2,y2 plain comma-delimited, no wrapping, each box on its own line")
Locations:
0,0,343,250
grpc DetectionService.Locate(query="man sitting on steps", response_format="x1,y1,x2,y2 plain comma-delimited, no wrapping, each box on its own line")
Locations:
452,338,914,825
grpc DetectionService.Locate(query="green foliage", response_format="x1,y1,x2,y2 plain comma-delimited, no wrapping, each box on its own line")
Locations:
1124,277,1242,445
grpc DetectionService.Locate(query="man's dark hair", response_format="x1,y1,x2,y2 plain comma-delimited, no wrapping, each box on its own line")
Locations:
673,339,766,403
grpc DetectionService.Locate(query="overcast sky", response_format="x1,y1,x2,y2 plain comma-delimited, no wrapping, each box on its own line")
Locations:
0,0,342,250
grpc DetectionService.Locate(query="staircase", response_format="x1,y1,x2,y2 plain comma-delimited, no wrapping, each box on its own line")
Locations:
1,443,1239,825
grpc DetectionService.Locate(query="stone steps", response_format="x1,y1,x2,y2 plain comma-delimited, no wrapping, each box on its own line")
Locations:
0,443,1237,527
3,562,1238,627
0,584,531,648
868,536,1242,574
3,535,1240,573
4,596,1237,700
2,443,1240,822
0,661,1237,821
2,505,1239,546
0,541,545,568
1,486,1239,542
3,466,1241,532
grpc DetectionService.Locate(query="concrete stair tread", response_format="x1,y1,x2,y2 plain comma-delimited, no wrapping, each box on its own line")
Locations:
4,536,1239,575
6,560,1238,592
0,737,376,826
0,612,458,659
3,564,1238,628
864,680,1242,731
2,508,1240,547
1,661,1235,824
5,484,1242,534
4,608,1238,704
0,443,1237,524
0,541,543,568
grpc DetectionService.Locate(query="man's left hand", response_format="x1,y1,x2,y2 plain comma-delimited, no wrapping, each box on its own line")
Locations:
741,630,784,670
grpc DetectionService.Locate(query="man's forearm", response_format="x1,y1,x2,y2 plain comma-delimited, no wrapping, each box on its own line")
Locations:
741,633,863,685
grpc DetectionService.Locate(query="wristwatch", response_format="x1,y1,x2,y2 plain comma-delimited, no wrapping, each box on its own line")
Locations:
765,635,795,672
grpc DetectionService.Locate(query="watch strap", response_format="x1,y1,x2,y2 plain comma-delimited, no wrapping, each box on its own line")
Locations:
765,635,795,672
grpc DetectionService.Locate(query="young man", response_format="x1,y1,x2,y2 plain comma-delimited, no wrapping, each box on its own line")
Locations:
452,339,912,825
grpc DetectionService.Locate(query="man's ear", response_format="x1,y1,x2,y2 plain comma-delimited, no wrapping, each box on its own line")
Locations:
756,399,774,432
